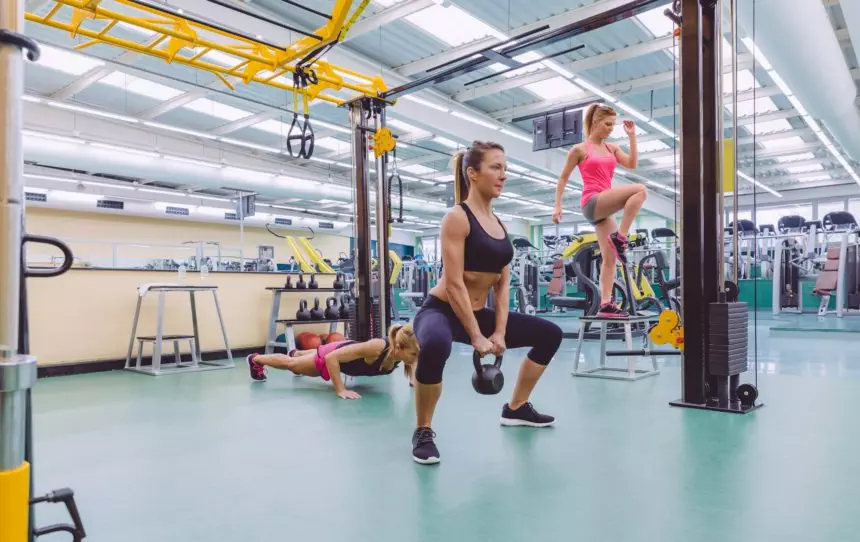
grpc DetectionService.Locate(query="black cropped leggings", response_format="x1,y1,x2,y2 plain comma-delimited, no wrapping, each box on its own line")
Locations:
413,295,564,385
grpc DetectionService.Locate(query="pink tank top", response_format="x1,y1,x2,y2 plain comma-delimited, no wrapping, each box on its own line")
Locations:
579,141,617,208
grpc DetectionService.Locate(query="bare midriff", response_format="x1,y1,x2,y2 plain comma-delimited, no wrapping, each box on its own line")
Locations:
428,271,502,311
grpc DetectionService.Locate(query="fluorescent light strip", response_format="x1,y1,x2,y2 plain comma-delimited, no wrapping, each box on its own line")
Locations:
500,129,532,143
22,130,85,145
48,102,140,124
162,155,223,168
402,94,450,113
90,142,160,158
451,111,501,130
741,37,860,186
143,121,218,140
737,171,781,197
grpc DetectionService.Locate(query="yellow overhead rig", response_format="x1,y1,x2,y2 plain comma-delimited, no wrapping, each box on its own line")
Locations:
25,0,389,157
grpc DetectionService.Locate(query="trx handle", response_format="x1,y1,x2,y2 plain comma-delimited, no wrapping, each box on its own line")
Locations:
0,30,41,61
287,113,315,159
23,235,73,278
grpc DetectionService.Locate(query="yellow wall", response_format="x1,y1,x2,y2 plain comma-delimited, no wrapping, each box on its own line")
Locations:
22,208,351,365
28,269,345,365
23,207,351,268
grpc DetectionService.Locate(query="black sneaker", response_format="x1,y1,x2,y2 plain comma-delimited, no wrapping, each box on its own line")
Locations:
247,354,267,382
412,427,440,465
609,232,629,263
597,303,629,319
500,402,555,428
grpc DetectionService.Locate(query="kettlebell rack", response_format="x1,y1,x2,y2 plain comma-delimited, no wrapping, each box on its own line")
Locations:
264,286,350,354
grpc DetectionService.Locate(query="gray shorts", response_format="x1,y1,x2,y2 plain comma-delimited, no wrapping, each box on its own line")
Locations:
582,195,605,225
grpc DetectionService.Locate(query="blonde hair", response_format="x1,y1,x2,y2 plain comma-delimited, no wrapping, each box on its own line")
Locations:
381,323,419,373
584,104,617,136
453,141,505,204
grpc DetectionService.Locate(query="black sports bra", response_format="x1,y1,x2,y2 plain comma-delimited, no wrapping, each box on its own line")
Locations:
338,338,397,377
459,202,514,273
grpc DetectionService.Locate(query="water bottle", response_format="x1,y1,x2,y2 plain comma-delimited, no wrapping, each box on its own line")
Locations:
178,264,187,281
200,264,209,280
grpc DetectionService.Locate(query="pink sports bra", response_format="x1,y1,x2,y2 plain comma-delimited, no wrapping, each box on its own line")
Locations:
579,141,617,208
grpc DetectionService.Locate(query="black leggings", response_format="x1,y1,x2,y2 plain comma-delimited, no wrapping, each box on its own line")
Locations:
413,295,563,385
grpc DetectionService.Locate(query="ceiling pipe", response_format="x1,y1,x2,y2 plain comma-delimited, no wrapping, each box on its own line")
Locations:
737,0,860,161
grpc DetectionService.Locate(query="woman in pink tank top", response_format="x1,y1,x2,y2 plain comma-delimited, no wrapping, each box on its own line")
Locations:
552,104,644,318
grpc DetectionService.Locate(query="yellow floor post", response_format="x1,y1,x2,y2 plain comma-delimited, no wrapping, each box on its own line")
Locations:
0,461,31,541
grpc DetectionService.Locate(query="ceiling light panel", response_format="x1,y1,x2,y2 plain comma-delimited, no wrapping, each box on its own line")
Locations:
36,44,104,76
404,4,506,47
99,71,183,100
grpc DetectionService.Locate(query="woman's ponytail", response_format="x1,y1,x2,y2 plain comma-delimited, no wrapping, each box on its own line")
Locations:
453,150,469,204
583,104,599,136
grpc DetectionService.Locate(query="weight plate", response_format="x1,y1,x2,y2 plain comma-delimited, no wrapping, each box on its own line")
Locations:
724,281,740,302
736,383,758,406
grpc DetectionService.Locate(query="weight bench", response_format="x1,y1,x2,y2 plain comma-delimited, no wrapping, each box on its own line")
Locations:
572,314,674,381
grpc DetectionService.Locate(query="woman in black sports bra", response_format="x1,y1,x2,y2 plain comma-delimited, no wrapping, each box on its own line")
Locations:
410,141,564,465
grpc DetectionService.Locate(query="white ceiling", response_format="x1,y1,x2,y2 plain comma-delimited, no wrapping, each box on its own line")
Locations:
18,0,860,232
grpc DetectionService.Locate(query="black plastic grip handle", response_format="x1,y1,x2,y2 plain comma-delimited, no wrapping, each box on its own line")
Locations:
23,234,74,278
0,30,41,61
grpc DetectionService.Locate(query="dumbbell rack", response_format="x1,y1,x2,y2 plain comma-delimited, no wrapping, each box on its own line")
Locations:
264,287,350,354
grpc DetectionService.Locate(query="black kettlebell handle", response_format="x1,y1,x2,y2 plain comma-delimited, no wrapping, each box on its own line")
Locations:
472,350,502,372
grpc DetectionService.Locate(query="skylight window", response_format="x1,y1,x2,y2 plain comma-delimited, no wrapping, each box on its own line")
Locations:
524,77,581,100
636,6,675,37
722,69,759,93
748,119,793,135
401,164,438,175
183,98,251,122
787,164,824,174
775,152,816,163
388,119,431,139
761,136,807,151
637,140,672,152
800,174,831,182
99,72,183,100
253,119,289,136
38,45,104,76
611,123,647,139
432,136,459,149
405,4,506,47
731,96,779,117
648,155,677,166
314,137,350,152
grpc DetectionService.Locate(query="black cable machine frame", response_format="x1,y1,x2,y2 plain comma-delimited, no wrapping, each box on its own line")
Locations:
373,0,760,413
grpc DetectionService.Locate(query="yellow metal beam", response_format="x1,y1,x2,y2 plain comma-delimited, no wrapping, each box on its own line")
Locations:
25,0,387,106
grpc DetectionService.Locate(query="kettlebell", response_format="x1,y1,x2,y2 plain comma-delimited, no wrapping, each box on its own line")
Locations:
296,274,307,289
324,297,339,320
284,275,293,289
296,299,311,321
471,350,504,395
333,273,344,290
338,297,349,319
309,274,319,289
310,298,325,320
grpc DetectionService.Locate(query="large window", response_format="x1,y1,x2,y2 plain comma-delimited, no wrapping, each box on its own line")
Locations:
849,200,860,222
754,205,812,229
817,200,845,220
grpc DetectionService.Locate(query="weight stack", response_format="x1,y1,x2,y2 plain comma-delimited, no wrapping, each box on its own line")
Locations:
347,298,382,341
707,302,749,376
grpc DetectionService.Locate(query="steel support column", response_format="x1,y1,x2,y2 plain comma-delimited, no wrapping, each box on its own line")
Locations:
678,0,706,406
349,101,374,341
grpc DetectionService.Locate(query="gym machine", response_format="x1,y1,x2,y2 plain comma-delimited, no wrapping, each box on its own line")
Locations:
1,9,88,540
670,0,760,413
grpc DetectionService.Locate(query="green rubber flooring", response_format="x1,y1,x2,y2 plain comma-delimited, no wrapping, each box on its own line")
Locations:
29,321,860,542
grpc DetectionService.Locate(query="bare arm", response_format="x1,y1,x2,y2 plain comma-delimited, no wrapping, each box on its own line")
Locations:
492,265,510,339
554,146,583,214
324,339,384,395
441,209,484,343
612,135,638,169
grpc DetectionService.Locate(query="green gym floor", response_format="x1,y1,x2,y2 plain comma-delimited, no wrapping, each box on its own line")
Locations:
31,312,860,542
